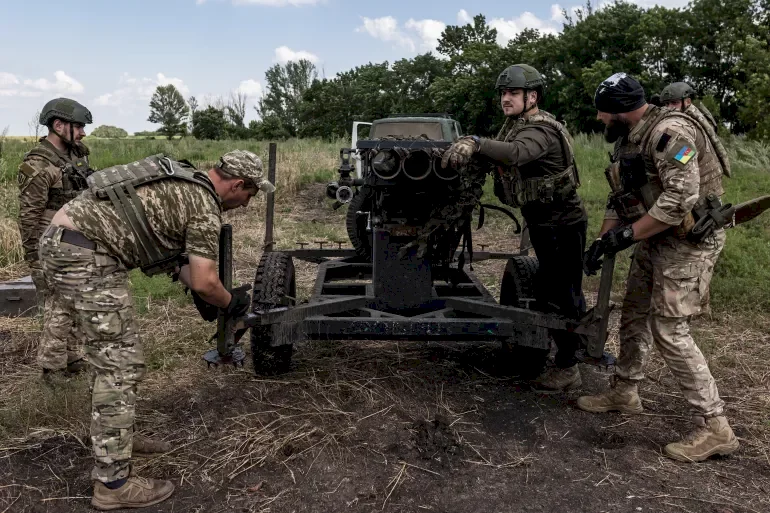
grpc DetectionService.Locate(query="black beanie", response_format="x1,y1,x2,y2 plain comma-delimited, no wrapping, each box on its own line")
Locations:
594,73,647,113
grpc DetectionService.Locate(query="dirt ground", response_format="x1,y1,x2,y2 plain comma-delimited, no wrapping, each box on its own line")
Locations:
1,184,768,513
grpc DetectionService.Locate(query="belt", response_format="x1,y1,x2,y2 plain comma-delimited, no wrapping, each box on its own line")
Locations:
44,225,97,250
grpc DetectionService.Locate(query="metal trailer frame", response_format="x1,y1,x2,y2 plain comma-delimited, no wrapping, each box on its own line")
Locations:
206,143,616,368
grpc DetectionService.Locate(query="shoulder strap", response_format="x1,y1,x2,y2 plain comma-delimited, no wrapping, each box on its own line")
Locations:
25,141,66,168
88,155,221,272
526,113,581,187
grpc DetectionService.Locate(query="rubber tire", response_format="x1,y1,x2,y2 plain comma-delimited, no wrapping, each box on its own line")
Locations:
499,256,550,378
250,252,296,375
346,189,373,261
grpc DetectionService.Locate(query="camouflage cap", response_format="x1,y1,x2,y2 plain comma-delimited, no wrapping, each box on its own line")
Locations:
218,150,276,193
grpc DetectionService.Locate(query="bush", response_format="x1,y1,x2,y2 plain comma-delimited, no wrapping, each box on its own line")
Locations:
91,125,128,138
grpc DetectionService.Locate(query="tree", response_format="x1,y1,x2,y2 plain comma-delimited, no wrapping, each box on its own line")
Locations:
192,106,228,140
188,95,199,133
148,84,189,139
91,125,128,138
226,92,250,139
257,59,317,136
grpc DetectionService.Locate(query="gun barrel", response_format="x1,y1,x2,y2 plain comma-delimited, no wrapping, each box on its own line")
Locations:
402,150,433,180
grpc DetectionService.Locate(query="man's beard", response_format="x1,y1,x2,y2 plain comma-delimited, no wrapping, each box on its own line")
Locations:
604,117,630,143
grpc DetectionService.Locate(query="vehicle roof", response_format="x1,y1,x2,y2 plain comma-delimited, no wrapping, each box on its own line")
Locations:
373,116,456,124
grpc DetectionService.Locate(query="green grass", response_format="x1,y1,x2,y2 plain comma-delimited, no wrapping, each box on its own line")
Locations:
1,134,768,313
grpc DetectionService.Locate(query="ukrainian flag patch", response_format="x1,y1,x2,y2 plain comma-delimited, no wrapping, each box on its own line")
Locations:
674,145,695,164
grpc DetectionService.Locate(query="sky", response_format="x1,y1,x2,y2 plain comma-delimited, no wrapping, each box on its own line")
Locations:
0,0,689,136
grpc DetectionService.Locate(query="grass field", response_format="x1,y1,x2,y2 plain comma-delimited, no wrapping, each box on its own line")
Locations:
0,134,769,512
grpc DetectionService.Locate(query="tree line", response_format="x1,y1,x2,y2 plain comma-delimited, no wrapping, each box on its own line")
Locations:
148,0,770,141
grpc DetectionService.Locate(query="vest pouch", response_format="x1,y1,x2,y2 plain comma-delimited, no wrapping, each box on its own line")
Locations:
610,191,648,224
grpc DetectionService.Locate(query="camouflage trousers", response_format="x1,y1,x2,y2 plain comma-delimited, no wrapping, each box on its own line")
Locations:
30,263,85,370
40,226,145,483
615,229,726,417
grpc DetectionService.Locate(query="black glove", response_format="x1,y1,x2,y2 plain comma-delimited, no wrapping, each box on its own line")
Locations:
225,284,252,319
583,238,605,276
190,289,219,322
601,224,636,255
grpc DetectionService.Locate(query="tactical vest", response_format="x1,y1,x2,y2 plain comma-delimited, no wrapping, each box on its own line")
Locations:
87,154,221,276
24,141,92,210
606,106,726,233
493,111,580,208
685,104,731,178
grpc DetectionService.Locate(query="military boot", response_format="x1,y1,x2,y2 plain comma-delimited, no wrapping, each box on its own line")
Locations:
531,364,582,393
576,377,643,414
91,476,175,510
664,416,739,462
41,368,71,388
133,435,172,457
65,358,88,374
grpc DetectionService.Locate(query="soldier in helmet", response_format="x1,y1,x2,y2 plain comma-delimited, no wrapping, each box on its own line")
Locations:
580,73,738,462
39,150,275,509
442,64,588,392
659,82,719,131
17,98,94,381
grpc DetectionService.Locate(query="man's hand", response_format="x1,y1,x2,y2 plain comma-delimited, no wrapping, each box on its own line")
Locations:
584,225,636,276
601,224,636,255
583,238,605,276
225,284,252,319
190,289,219,322
441,136,479,170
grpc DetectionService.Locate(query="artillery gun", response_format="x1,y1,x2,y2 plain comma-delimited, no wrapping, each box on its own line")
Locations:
207,117,618,375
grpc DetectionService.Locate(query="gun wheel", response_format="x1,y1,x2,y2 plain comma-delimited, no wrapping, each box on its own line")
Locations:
345,189,373,261
250,252,296,375
500,255,550,379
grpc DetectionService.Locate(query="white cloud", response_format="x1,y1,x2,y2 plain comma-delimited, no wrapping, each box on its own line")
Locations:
94,72,189,108
0,72,19,88
274,46,319,64
404,18,446,52
457,9,473,24
489,12,560,45
0,70,83,98
356,16,415,51
23,71,84,94
236,79,263,97
550,4,567,23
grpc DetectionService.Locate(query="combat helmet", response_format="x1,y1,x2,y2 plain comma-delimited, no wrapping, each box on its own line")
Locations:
496,64,545,100
659,82,696,104
39,98,93,126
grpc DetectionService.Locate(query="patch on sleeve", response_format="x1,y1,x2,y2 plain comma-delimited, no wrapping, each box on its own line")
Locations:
655,133,671,152
672,144,696,165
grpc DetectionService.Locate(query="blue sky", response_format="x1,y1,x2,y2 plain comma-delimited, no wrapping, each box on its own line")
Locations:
0,0,685,135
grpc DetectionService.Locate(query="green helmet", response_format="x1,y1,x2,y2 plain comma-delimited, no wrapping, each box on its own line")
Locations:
659,82,696,103
496,64,545,98
39,98,93,126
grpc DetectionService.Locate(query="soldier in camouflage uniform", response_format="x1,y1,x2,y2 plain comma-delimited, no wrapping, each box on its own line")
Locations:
659,82,731,316
442,64,588,393
17,98,93,379
40,150,275,510
580,73,738,462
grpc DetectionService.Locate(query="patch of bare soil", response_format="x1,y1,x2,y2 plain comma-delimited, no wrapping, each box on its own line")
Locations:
1,183,768,513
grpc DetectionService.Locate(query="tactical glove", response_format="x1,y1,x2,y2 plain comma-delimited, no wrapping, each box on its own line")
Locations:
601,224,636,256
225,284,252,319
583,238,605,276
441,136,479,170
190,290,219,322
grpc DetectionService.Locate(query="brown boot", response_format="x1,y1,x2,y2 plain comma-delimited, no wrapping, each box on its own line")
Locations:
91,476,175,510
133,435,172,457
576,377,643,414
531,365,582,393
664,416,739,462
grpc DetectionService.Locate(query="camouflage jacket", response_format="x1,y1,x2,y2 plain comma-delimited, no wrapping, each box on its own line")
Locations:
605,105,724,226
65,173,222,270
17,138,90,262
